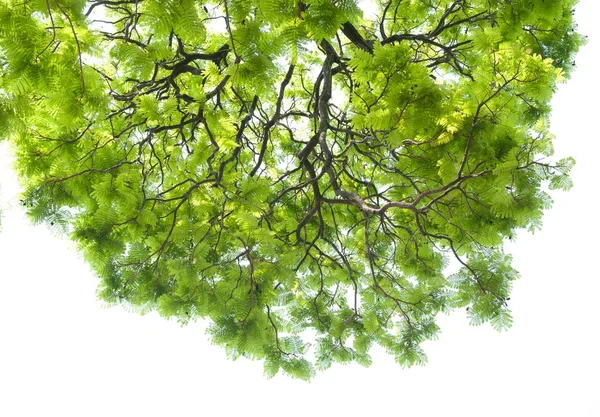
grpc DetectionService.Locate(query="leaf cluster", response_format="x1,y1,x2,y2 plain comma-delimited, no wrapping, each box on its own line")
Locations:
0,0,583,379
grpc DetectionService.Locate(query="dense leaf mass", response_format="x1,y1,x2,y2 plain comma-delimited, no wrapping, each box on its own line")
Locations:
0,0,582,379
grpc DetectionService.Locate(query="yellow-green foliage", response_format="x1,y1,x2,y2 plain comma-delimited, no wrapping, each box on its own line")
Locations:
0,0,583,379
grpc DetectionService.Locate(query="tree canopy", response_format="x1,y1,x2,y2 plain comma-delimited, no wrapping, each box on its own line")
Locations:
0,0,583,379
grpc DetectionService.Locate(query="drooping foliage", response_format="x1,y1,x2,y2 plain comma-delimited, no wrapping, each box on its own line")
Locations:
0,0,583,379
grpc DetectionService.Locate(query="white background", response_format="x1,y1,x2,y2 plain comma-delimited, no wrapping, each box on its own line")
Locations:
1,1,599,415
